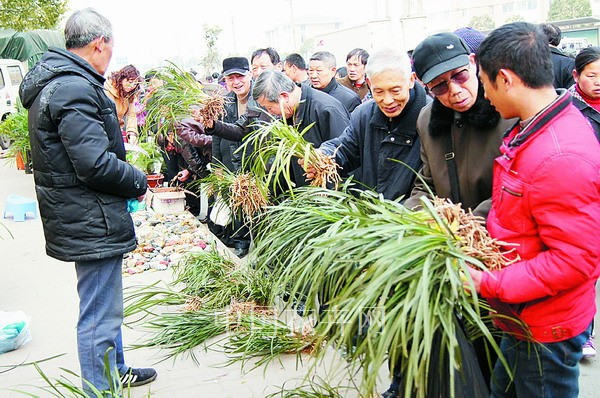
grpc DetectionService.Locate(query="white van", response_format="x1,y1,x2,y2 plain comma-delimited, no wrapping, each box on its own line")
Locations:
0,59,26,149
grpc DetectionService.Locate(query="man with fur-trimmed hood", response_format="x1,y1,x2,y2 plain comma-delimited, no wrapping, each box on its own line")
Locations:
404,32,516,219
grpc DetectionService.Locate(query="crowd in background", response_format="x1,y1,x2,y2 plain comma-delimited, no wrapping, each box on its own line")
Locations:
129,21,598,398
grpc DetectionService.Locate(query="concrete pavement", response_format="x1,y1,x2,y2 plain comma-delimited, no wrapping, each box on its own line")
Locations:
0,159,363,398
0,158,598,397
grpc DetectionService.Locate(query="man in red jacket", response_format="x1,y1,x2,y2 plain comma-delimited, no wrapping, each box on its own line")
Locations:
470,22,600,397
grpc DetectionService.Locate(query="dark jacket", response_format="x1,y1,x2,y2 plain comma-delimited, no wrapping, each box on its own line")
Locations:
208,85,350,186
173,118,212,178
180,142,210,178
550,47,575,89
177,118,212,150
320,84,429,200
212,91,243,171
568,84,600,141
176,117,212,176
19,47,147,262
321,77,361,113
206,102,269,142
287,85,350,185
404,86,516,218
206,95,270,173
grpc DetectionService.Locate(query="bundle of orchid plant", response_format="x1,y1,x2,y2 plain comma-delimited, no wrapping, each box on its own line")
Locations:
249,185,518,398
124,247,277,363
238,118,341,195
144,61,227,140
199,161,270,222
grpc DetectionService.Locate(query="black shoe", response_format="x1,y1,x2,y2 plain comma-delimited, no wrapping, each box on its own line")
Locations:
382,370,402,398
233,246,249,258
293,300,323,317
381,388,399,398
295,300,307,317
120,367,157,387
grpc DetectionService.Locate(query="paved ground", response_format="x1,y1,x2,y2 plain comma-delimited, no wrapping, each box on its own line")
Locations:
0,159,598,397
0,160,366,398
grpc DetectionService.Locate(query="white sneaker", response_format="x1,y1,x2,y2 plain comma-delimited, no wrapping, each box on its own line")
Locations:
582,336,596,358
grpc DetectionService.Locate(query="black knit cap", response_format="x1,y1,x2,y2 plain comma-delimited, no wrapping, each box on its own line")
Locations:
412,32,471,84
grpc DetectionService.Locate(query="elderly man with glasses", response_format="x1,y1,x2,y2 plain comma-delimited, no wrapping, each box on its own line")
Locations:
404,32,516,220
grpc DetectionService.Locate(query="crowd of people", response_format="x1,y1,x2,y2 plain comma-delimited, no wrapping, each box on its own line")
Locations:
18,5,600,397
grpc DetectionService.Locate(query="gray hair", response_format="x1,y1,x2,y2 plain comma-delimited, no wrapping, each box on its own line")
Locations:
309,51,337,68
252,70,296,102
64,8,113,49
365,49,412,80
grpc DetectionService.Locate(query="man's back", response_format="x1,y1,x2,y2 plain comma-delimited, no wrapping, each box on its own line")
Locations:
293,85,350,143
550,47,575,89
282,85,349,187
20,47,146,262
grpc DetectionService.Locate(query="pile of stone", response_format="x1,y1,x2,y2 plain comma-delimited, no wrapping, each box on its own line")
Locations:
123,211,212,274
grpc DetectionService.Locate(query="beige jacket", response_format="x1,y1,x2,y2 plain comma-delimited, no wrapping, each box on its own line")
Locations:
337,76,370,101
104,79,138,137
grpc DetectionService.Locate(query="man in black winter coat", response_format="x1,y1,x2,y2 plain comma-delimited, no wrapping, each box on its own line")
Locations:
306,48,429,201
309,51,361,113
202,70,350,189
252,70,351,187
19,8,156,394
211,56,253,257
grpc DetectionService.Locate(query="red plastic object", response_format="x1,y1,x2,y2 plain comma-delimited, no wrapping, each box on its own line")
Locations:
146,174,164,188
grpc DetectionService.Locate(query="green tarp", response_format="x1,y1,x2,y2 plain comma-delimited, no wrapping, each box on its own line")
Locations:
0,29,64,69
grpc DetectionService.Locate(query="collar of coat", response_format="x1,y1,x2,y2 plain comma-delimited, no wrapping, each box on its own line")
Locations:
567,84,600,114
507,88,571,148
370,82,428,136
550,46,573,59
104,79,120,99
322,77,338,94
428,84,501,136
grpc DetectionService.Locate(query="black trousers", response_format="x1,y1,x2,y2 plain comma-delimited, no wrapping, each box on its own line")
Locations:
387,315,491,398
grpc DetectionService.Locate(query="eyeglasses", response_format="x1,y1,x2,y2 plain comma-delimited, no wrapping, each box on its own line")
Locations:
429,68,470,96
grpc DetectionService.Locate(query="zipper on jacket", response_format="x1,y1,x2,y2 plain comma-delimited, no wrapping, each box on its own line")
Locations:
501,186,522,197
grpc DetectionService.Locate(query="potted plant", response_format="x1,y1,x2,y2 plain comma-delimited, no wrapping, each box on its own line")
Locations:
126,138,165,188
0,105,31,173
